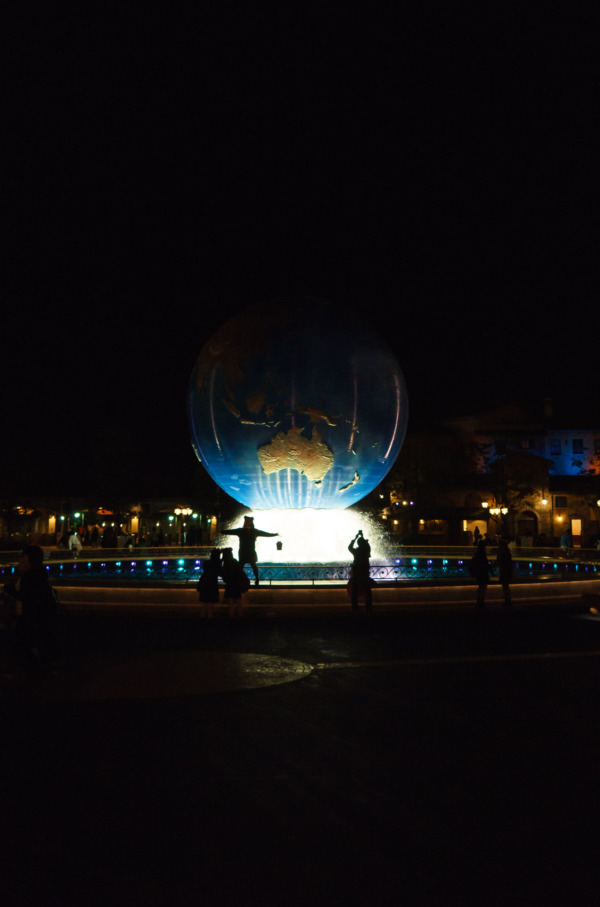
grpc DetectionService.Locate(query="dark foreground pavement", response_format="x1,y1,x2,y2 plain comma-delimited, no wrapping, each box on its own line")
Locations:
2,598,600,906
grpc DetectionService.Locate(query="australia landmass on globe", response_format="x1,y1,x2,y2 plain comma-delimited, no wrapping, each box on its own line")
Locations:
224,388,360,491
257,425,335,485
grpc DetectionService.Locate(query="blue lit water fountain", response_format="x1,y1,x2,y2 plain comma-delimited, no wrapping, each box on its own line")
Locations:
186,297,408,578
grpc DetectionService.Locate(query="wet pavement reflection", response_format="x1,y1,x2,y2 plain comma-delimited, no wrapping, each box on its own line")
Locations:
2,605,600,906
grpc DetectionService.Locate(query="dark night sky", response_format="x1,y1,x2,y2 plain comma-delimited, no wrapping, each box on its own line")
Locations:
4,6,598,499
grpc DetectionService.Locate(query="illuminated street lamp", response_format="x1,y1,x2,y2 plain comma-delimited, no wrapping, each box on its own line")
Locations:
481,501,507,516
174,507,193,545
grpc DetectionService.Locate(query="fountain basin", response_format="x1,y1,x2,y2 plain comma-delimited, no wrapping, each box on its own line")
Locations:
1,552,597,586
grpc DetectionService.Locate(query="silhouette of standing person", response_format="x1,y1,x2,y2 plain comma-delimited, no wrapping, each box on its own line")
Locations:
469,540,490,607
221,516,279,587
348,530,373,613
101,525,117,549
220,547,249,619
496,537,513,607
560,528,573,556
197,549,221,619
3,545,59,679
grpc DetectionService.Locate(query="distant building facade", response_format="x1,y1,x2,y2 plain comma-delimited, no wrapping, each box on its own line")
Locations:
379,400,600,548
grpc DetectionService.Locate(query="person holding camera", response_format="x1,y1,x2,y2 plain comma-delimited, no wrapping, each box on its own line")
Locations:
347,530,373,613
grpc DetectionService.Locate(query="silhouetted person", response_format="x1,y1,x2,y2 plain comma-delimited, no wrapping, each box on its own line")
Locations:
101,526,117,549
3,545,59,679
220,547,249,618
560,528,572,556
469,540,490,607
197,549,221,619
348,530,373,613
150,527,165,547
221,516,279,586
496,537,513,606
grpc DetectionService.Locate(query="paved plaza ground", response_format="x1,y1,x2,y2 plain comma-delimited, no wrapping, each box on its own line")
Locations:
2,585,600,905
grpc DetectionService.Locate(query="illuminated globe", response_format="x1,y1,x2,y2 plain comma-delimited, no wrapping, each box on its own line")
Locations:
188,298,408,511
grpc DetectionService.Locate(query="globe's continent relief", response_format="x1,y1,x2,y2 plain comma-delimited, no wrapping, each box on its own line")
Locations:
187,299,409,510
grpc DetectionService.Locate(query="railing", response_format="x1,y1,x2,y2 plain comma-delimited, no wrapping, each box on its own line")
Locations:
391,546,600,562
1,546,599,586
0,546,214,567
1,544,600,568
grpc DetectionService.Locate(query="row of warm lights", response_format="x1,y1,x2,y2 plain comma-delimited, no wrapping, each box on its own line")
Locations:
382,500,414,520
172,510,215,521
483,498,600,509
61,511,209,530
483,501,563,521
482,500,581,516
65,509,199,517
169,508,197,523
62,514,117,528
481,503,509,515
